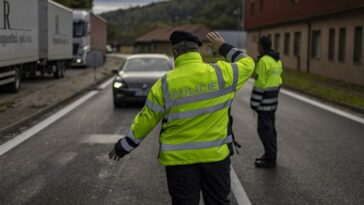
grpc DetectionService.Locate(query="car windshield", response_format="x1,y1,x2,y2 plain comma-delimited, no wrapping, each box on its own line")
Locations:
123,58,170,72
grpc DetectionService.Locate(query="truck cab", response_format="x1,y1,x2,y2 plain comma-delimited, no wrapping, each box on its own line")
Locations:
72,10,107,67
72,10,91,67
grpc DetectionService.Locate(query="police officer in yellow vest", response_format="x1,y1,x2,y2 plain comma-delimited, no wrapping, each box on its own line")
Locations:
109,31,255,205
250,36,282,168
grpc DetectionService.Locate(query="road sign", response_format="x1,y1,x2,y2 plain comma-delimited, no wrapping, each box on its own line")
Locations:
86,51,104,68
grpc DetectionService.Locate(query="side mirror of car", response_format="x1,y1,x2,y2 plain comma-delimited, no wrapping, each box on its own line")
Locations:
112,69,119,75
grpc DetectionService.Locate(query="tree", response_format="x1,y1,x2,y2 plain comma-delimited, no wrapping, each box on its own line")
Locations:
71,0,93,9
107,23,120,43
53,0,71,7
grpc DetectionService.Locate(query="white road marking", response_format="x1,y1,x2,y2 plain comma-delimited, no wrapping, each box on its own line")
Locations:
83,134,122,144
54,152,78,167
280,89,364,125
13,175,46,204
98,77,115,90
0,91,98,156
231,166,252,205
248,79,364,125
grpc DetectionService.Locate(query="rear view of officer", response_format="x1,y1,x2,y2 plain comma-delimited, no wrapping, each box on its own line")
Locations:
109,31,255,205
250,36,283,168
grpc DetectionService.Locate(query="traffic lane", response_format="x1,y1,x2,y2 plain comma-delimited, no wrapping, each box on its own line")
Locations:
0,87,171,205
231,83,364,205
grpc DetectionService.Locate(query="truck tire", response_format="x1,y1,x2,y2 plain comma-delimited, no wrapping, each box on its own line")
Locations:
60,61,66,78
6,66,21,93
53,62,61,79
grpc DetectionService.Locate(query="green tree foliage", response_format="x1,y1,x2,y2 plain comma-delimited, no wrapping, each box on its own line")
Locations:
107,23,121,43
53,0,71,7
102,0,242,41
53,0,93,9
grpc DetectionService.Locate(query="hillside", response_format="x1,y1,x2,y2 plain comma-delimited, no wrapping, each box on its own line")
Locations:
101,0,243,42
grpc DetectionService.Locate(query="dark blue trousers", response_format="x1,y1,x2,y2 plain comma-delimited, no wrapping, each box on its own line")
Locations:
166,157,231,205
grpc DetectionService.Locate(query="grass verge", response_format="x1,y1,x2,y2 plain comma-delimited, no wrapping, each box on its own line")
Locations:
283,69,364,113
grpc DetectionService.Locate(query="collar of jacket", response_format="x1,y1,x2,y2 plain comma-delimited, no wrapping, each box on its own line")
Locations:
174,52,203,68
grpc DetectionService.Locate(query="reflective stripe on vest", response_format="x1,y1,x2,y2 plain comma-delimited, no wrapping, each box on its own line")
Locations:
251,94,263,100
211,64,225,89
250,86,280,111
226,48,240,62
160,135,233,151
161,75,173,109
261,98,278,104
145,99,165,112
161,63,239,121
120,138,135,152
165,99,233,121
172,64,238,106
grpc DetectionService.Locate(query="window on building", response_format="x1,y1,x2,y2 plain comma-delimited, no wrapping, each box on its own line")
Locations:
251,2,255,16
294,32,301,56
260,0,264,13
328,29,335,61
267,34,271,40
354,26,362,64
274,33,280,52
338,28,346,63
311,30,321,59
284,33,290,55
252,34,258,43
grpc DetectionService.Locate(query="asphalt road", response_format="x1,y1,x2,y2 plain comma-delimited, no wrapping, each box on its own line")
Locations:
0,80,363,205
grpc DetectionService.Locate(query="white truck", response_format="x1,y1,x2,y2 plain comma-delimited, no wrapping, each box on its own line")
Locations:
72,10,107,67
0,0,73,92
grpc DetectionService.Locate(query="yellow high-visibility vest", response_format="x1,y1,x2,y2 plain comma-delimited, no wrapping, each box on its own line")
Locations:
123,50,255,166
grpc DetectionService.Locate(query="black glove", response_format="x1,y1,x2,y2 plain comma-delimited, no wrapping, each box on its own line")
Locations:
114,138,129,158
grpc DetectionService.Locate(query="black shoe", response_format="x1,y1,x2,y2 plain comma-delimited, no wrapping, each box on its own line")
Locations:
255,159,276,168
255,155,266,161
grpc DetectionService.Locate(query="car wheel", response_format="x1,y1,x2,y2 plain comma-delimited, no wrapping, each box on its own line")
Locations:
113,99,125,107
113,94,124,107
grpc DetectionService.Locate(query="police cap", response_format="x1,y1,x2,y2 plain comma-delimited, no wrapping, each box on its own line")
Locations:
170,31,203,47
259,36,272,50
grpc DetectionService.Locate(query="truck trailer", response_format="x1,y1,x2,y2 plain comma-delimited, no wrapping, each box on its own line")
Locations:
72,10,107,67
0,0,73,92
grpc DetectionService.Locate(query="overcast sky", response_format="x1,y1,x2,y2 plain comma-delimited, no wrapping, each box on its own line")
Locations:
93,0,169,14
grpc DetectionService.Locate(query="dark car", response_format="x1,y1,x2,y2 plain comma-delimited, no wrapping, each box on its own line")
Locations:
112,54,173,106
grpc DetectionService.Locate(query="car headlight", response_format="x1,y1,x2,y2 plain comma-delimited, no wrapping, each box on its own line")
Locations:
113,82,123,89
113,80,127,89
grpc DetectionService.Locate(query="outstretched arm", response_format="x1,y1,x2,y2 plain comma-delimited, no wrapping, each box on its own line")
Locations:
109,80,165,160
207,32,255,91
